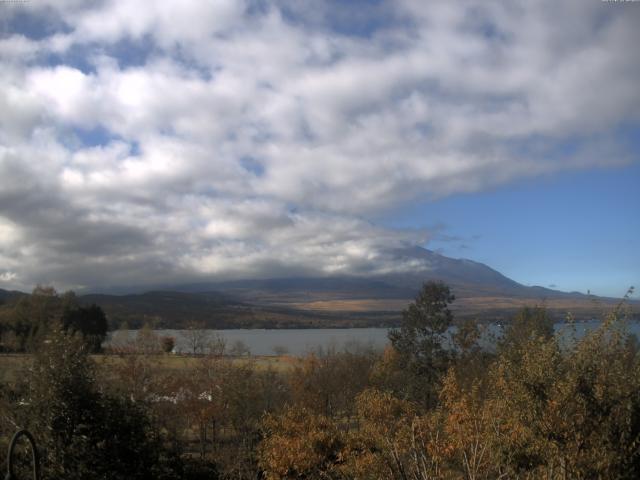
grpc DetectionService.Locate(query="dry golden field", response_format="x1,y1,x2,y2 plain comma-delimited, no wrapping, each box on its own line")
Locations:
279,294,636,320
0,353,299,384
286,298,410,311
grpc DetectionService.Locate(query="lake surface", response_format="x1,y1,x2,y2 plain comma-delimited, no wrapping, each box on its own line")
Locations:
105,320,640,356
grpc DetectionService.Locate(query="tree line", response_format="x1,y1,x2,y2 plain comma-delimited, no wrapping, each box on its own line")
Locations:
0,286,108,353
0,282,639,479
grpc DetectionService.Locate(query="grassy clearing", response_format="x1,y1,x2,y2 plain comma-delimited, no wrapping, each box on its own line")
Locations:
287,298,410,312
276,295,639,322
95,353,300,372
0,353,299,383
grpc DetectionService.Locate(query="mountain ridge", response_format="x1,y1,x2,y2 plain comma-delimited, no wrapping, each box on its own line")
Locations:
83,247,589,299
1,247,636,328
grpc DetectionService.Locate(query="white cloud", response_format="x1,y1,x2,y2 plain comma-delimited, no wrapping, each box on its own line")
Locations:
0,0,638,290
0,271,17,283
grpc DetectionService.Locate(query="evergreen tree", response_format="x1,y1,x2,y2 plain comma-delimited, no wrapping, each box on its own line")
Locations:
388,281,455,406
62,303,108,353
21,326,180,479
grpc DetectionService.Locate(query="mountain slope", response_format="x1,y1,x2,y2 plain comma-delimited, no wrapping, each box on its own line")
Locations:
2,248,635,328
0,288,25,303
201,247,582,301
380,246,524,294
77,290,391,329
380,246,580,299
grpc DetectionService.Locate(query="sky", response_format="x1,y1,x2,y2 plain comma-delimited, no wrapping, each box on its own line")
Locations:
0,0,638,297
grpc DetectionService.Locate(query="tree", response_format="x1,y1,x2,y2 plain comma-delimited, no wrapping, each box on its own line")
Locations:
136,322,160,354
451,318,490,388
498,306,554,359
229,339,250,357
452,318,481,356
0,288,103,353
483,309,640,478
1,286,62,351
259,407,346,479
20,325,178,479
206,332,226,356
289,346,376,419
183,320,210,355
62,303,108,353
272,345,289,356
161,336,176,353
388,281,455,406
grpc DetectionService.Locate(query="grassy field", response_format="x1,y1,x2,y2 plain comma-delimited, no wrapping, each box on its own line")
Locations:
0,353,299,384
283,294,638,321
286,298,410,312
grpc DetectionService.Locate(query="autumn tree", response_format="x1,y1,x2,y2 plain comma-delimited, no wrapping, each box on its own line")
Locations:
439,370,507,479
451,318,492,389
259,407,346,479
498,305,554,356
288,345,376,420
486,309,640,478
160,335,176,353
260,389,451,480
136,322,160,354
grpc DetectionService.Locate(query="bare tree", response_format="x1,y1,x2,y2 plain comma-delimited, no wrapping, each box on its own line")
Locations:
183,320,211,355
136,322,160,354
229,339,251,357
206,332,227,356
272,345,289,356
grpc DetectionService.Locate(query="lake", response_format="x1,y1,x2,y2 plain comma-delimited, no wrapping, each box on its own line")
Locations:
105,320,640,356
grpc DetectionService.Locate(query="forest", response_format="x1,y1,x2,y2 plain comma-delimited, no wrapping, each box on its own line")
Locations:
0,282,639,479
